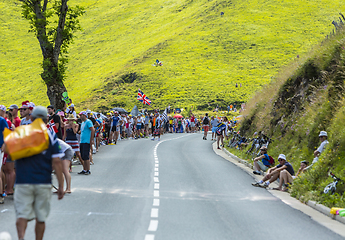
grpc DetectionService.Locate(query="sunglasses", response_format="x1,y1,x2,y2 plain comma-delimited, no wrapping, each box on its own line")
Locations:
20,108,27,111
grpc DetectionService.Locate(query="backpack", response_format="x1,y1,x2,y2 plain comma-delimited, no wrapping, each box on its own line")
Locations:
203,117,209,125
268,155,275,166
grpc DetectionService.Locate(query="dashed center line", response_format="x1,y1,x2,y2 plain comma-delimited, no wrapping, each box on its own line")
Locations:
154,190,160,197
151,208,159,218
154,183,160,189
148,220,159,231
153,199,160,206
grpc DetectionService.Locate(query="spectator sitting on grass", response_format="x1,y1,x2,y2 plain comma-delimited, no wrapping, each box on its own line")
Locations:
252,146,271,175
252,154,295,189
305,131,329,170
273,160,309,192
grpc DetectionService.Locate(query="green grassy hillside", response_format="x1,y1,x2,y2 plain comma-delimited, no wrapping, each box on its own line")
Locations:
0,0,343,111
231,24,345,207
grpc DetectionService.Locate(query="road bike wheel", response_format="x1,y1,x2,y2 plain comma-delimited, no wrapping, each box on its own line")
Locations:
323,183,334,194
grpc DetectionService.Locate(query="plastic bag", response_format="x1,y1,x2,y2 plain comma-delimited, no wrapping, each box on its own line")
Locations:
3,118,49,161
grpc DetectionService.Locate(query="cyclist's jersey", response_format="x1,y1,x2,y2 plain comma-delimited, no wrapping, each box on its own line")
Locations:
112,116,120,126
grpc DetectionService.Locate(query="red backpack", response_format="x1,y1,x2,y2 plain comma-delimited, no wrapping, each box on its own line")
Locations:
268,155,275,166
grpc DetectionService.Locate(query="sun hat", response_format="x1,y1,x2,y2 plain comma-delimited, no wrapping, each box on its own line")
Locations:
8,104,18,110
31,106,48,119
69,104,75,108
278,154,286,161
66,114,76,120
57,111,65,117
86,110,91,114
260,146,267,151
319,131,327,137
0,105,6,111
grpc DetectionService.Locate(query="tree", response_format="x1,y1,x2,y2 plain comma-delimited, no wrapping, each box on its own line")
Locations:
19,0,84,110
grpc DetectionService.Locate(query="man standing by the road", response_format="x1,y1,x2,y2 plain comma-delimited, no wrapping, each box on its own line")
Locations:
19,101,33,125
47,105,62,139
8,104,21,127
78,111,95,175
202,113,210,140
14,106,64,240
210,116,219,141
0,106,9,204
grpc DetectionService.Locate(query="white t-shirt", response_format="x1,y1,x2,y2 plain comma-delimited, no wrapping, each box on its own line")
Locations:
317,140,329,154
57,139,72,153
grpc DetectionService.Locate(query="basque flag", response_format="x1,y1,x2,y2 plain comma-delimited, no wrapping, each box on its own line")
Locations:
137,89,152,106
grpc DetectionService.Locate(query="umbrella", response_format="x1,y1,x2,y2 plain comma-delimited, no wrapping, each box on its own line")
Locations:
130,105,139,116
112,107,128,114
173,114,183,118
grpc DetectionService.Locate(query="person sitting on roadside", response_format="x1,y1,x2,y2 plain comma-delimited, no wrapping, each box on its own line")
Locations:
273,160,309,192
305,131,329,170
252,154,295,188
253,146,271,175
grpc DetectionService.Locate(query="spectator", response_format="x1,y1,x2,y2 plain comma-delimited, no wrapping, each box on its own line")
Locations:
78,111,95,175
14,106,64,240
57,139,74,193
252,154,295,188
202,113,210,140
65,104,77,118
47,105,62,139
19,101,33,125
8,104,21,127
274,160,309,192
252,146,271,175
227,105,230,113
64,114,83,165
210,116,219,141
0,105,9,204
305,131,329,170
216,117,228,149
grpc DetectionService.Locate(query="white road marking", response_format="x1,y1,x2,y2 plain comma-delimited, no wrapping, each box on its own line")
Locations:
154,177,159,182
87,212,114,216
148,220,159,231
1,209,8,213
154,183,160,189
145,234,155,240
154,172,159,176
155,160,159,164
155,164,159,167
151,208,159,218
154,190,160,197
153,199,160,206
154,167,159,171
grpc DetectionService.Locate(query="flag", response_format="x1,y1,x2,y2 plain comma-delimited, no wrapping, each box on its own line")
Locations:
161,107,168,122
137,89,151,106
47,119,58,134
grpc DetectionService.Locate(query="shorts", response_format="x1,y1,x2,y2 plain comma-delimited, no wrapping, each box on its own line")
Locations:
111,125,119,132
203,126,209,132
80,143,90,161
257,161,269,172
212,127,218,133
14,184,52,222
136,124,142,130
191,122,195,127
153,128,160,136
62,148,74,161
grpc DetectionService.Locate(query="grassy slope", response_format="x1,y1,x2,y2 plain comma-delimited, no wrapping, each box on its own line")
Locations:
231,26,345,207
0,0,343,111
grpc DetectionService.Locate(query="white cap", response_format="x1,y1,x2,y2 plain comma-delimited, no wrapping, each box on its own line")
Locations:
69,104,75,107
278,154,286,161
319,131,327,137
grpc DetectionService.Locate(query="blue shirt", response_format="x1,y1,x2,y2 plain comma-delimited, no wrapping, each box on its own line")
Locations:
112,116,120,126
80,119,93,143
262,154,271,166
20,117,32,125
0,117,9,148
15,131,63,184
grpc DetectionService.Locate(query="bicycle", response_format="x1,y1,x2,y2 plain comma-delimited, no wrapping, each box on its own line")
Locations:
323,172,341,195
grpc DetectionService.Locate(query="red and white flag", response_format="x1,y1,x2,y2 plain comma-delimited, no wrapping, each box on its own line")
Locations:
47,119,58,133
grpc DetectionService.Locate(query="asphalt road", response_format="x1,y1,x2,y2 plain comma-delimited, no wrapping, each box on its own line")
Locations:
0,133,344,240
